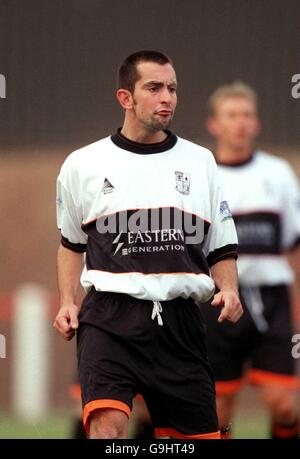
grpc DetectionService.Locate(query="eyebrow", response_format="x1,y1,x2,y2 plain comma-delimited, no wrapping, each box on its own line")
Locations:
143,80,177,88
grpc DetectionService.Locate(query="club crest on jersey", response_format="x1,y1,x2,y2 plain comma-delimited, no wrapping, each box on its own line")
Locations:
220,200,232,220
102,177,114,194
175,171,190,195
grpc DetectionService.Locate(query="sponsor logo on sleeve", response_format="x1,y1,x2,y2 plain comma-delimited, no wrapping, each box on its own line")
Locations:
220,200,232,220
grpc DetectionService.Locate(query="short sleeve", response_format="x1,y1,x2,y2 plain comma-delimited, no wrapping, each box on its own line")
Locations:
202,157,238,267
281,163,300,251
56,160,87,252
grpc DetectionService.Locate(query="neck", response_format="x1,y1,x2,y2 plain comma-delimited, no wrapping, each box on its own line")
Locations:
215,142,253,164
121,119,167,144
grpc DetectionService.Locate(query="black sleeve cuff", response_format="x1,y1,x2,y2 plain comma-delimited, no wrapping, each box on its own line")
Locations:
61,235,87,253
207,244,238,267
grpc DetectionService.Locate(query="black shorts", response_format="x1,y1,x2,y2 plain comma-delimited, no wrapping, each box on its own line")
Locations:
77,288,219,438
202,284,299,395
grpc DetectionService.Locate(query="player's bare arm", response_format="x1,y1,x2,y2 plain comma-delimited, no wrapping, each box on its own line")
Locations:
210,258,243,323
54,244,85,340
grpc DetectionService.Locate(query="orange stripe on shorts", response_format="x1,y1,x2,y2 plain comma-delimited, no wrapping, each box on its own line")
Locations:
154,427,220,439
248,369,300,389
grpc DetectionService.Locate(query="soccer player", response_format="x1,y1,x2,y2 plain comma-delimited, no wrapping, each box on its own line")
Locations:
53,50,243,439
204,81,300,439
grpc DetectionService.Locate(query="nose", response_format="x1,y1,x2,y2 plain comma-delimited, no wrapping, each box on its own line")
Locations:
160,87,173,104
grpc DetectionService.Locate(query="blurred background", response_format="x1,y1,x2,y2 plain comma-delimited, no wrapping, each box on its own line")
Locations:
0,0,299,438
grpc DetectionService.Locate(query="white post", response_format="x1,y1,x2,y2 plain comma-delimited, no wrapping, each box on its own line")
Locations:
12,284,50,419
0,334,6,358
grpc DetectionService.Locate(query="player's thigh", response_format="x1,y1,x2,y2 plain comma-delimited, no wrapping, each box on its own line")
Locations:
145,382,220,439
145,301,219,437
250,285,297,377
260,385,299,417
201,300,248,382
77,323,136,433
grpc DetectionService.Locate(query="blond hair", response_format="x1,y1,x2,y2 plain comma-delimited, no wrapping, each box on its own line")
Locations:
208,81,258,115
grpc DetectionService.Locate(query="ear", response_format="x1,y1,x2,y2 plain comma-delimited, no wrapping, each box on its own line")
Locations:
116,89,134,110
206,116,219,137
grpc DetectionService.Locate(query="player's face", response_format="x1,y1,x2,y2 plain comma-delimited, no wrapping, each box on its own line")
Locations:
131,62,177,131
209,97,260,149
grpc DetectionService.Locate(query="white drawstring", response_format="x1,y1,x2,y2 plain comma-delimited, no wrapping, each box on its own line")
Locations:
152,301,163,326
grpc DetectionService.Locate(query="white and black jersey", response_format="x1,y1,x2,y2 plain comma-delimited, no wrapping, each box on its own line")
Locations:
56,130,237,303
217,151,300,286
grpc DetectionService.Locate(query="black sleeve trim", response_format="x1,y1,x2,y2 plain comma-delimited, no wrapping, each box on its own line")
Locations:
207,244,238,267
61,235,87,253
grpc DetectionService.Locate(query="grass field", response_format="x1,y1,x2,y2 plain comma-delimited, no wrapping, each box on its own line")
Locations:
233,412,269,439
0,387,270,439
0,412,72,439
0,413,269,439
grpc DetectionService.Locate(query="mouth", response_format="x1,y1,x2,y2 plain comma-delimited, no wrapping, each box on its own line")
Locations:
156,110,173,116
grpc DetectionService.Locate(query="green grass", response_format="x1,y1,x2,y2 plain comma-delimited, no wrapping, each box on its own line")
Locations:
232,387,270,439
233,412,269,439
0,392,270,441
0,412,269,439
0,412,73,439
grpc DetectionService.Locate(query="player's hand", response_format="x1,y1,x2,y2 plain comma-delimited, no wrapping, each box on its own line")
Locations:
211,290,243,323
53,304,79,340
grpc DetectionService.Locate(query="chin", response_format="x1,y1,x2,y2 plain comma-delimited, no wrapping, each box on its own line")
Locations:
231,141,251,150
150,115,173,131
149,121,171,132
161,119,172,129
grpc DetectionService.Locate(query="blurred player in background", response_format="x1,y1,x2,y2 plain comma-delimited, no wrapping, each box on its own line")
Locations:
53,50,243,439
204,81,300,439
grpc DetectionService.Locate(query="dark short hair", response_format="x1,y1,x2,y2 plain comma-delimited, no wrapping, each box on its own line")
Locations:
118,50,173,92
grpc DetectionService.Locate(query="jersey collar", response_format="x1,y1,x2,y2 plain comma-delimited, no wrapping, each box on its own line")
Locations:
111,128,177,154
